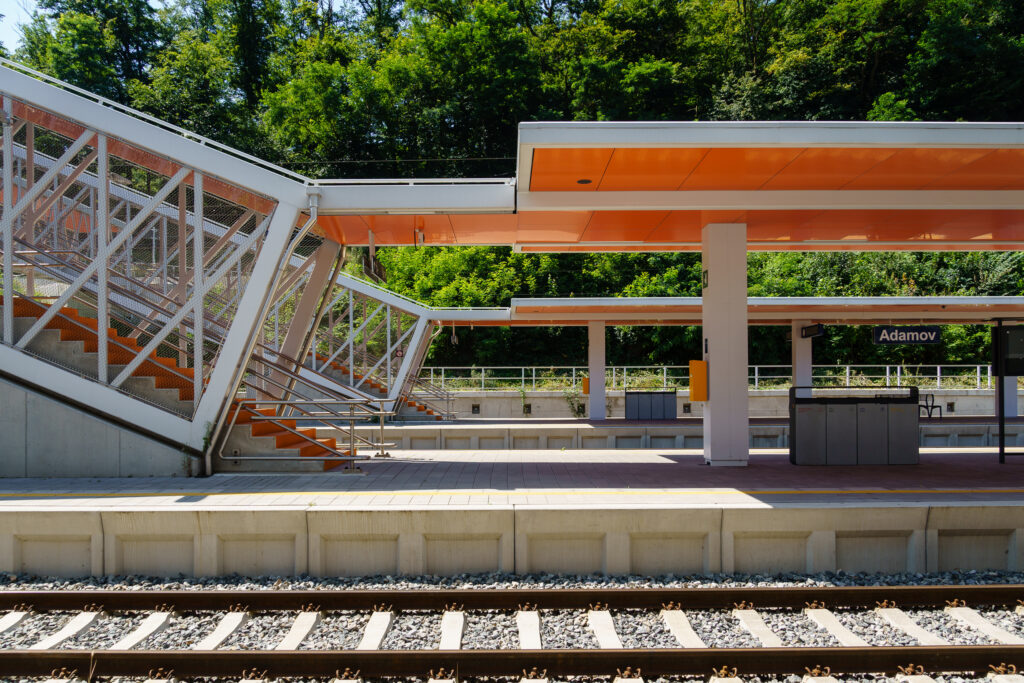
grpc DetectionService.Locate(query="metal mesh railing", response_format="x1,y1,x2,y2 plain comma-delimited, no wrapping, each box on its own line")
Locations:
1,94,275,417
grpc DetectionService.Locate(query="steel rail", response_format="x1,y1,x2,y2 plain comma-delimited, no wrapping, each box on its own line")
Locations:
1,585,1021,611
0,646,1022,677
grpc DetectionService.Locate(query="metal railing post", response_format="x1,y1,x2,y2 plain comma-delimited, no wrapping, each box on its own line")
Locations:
845,365,851,386
976,365,981,390
897,366,902,387
886,365,891,387
532,367,536,391
936,365,942,389
754,366,759,390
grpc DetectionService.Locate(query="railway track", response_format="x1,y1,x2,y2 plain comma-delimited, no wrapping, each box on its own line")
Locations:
0,585,1022,680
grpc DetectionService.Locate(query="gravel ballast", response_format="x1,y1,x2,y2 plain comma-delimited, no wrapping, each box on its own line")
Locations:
0,612,74,649
758,609,840,647
142,611,221,649
56,612,147,649
381,611,441,649
685,609,760,648
299,611,369,649
220,612,294,650
463,610,519,649
0,568,1020,592
979,608,1024,637
833,608,918,646
613,609,678,648
540,609,599,649
905,609,996,645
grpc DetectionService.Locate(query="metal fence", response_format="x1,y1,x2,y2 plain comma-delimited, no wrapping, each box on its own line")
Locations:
420,364,1011,392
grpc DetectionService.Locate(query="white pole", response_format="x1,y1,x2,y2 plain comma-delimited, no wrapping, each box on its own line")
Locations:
96,135,109,383
2,96,14,344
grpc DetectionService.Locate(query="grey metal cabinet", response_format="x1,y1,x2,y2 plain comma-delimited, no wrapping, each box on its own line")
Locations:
793,404,827,465
789,387,919,465
887,403,919,464
856,403,889,465
826,404,858,465
625,391,676,420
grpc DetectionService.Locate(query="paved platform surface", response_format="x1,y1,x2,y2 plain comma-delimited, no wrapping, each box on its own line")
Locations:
0,449,1021,509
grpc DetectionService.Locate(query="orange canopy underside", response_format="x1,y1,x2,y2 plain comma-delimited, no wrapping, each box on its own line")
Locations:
528,146,1024,191
316,209,1024,249
316,146,1024,249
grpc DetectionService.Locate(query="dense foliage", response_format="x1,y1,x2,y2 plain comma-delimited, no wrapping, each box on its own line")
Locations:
6,0,1024,365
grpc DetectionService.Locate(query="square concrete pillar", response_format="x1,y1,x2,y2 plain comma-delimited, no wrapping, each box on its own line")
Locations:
588,321,606,420
701,223,749,466
792,319,813,399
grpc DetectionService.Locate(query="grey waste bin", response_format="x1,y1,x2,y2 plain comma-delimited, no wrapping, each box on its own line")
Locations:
789,386,919,465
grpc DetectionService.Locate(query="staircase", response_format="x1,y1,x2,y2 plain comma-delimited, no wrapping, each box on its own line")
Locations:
310,352,444,421
4,295,195,415
219,403,355,472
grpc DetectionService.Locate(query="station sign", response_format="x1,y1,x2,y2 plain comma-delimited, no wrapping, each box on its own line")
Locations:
873,325,941,345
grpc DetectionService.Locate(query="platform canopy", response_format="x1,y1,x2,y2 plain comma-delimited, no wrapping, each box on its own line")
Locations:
314,121,1024,252
433,296,1024,327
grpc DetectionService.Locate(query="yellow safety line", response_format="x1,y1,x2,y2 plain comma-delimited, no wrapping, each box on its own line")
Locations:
0,487,1021,501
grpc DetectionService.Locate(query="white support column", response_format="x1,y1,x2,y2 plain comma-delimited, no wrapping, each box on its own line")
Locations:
192,203,304,452
792,319,813,399
192,172,204,403
95,135,109,383
2,95,15,345
588,321,606,420
701,223,749,466
1003,375,1018,417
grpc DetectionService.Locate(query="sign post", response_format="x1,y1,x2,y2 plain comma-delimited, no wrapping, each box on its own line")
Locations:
992,322,1024,464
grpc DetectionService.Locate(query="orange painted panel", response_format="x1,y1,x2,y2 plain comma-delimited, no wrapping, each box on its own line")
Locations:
514,211,590,242
316,215,370,245
689,360,708,402
644,211,702,242
530,148,613,191
925,149,1024,189
842,148,991,190
762,148,897,190
598,148,708,190
319,208,1024,248
450,213,519,244
680,148,804,190
580,211,669,242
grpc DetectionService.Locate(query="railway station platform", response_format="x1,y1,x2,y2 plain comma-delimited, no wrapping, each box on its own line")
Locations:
0,448,1021,580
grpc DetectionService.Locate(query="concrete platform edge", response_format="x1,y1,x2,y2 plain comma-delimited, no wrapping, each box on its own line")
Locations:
0,503,1020,577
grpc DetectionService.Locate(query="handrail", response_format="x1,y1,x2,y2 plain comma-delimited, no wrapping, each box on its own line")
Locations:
0,57,310,184
219,399,390,464
421,364,1000,392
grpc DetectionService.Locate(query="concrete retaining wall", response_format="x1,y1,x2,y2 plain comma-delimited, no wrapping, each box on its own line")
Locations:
1,504,1020,577
0,376,194,477
357,422,1024,451
434,389,1018,420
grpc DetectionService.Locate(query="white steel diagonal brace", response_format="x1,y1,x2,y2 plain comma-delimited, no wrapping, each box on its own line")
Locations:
16,166,190,349
3,128,95,223
195,205,310,457
2,96,14,345
387,317,429,403
110,214,268,389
